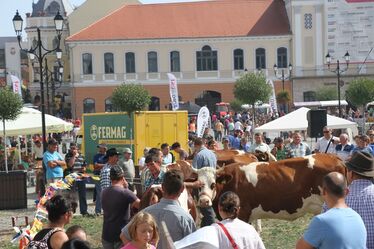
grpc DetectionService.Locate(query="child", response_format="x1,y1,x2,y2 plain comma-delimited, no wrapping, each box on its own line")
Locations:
66,225,87,241
121,212,159,249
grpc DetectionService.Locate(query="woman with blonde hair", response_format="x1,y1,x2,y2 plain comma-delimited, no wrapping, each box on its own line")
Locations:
121,212,159,249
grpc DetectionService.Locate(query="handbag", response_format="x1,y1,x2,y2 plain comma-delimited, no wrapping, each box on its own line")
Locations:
217,222,239,249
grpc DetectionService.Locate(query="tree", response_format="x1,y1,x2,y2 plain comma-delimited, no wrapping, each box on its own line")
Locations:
276,90,290,113
112,83,151,115
0,88,23,173
229,99,243,113
346,78,374,133
315,86,338,101
233,72,272,129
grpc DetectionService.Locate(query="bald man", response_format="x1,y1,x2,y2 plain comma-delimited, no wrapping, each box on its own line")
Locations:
296,172,367,249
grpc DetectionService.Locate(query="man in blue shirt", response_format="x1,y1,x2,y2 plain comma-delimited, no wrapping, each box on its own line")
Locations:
296,172,367,249
93,143,107,215
43,139,66,184
227,129,241,150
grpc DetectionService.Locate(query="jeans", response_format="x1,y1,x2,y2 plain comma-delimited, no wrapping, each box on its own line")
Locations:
102,239,122,249
200,206,216,227
95,182,102,214
74,180,87,214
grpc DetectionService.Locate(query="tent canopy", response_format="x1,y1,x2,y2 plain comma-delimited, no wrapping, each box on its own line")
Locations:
0,107,74,136
255,107,358,133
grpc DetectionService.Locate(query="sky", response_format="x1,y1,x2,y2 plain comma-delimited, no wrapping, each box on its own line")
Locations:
1,0,201,37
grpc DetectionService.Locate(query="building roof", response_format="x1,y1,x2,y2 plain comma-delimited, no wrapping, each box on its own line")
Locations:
67,0,290,42
31,0,73,17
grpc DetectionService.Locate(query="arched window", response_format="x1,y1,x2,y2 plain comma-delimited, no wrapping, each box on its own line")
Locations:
196,45,218,71
277,47,288,68
105,98,113,112
83,98,95,113
125,52,136,73
233,49,244,70
104,52,114,74
255,48,266,69
148,51,158,73
170,51,180,72
303,91,316,102
82,53,92,75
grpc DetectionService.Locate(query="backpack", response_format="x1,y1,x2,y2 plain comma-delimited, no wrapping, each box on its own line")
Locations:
27,228,62,249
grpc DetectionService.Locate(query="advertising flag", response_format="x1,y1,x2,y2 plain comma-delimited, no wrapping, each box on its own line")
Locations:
10,74,22,96
197,106,210,138
167,73,179,110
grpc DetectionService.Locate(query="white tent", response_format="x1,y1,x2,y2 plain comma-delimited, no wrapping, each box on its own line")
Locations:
255,107,358,135
0,107,74,136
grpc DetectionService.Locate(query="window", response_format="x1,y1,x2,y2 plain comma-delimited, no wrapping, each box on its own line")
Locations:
105,98,113,112
148,51,158,73
104,52,114,74
170,51,180,72
83,98,95,113
196,45,218,71
277,47,288,68
0,49,5,68
255,48,266,69
82,53,92,75
125,52,136,73
303,91,316,102
233,49,244,70
304,13,313,29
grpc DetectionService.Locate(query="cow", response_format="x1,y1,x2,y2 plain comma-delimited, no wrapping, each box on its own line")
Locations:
215,149,276,167
196,154,346,226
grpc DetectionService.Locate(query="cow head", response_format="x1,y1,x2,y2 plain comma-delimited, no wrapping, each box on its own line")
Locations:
193,167,217,207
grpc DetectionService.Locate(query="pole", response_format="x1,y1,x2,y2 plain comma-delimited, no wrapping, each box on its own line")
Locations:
337,60,341,118
37,28,47,152
282,69,285,91
45,58,50,115
51,79,55,115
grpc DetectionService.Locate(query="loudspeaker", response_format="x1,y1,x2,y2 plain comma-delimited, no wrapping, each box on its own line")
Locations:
307,110,327,138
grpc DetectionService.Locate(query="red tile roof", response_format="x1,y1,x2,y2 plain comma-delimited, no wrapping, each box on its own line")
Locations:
67,0,290,41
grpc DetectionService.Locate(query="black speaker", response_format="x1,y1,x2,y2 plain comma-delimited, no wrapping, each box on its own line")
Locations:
307,110,327,138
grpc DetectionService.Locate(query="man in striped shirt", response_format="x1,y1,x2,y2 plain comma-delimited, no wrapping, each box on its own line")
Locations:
345,151,374,249
100,148,128,190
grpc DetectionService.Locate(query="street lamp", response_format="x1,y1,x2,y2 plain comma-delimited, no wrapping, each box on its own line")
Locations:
273,63,293,91
13,10,64,152
325,51,350,118
43,58,64,114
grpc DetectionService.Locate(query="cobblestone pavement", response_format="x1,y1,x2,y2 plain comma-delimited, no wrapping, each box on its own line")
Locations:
0,186,96,234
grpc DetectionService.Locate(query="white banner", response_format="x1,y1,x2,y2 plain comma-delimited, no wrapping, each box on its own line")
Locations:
10,74,22,97
197,106,210,138
267,79,277,115
167,73,179,110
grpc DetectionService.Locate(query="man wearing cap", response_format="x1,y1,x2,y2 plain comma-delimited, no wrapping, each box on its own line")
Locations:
345,151,374,249
271,137,289,160
100,148,128,191
120,148,135,191
102,165,140,249
93,143,107,215
227,129,242,150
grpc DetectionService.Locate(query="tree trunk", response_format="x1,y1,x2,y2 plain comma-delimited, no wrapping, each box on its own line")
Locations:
3,119,8,173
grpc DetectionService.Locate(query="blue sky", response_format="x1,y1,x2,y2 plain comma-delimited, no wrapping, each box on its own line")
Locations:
1,0,201,37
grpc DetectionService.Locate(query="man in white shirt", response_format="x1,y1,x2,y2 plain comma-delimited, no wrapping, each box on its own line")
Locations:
249,133,271,153
314,127,337,154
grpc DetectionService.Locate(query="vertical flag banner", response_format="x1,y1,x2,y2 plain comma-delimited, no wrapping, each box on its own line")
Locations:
167,73,179,110
197,106,210,138
10,75,22,96
267,79,277,115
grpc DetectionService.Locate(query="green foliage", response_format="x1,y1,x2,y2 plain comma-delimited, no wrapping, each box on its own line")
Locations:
276,90,290,104
346,78,374,107
229,99,243,113
111,83,151,115
0,88,23,121
233,72,272,105
315,86,338,101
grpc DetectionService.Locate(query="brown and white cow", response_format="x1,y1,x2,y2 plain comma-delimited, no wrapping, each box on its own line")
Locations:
197,153,346,224
215,149,276,167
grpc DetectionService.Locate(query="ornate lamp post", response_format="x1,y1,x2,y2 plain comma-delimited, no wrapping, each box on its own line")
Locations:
13,10,64,151
273,63,293,91
325,51,350,118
